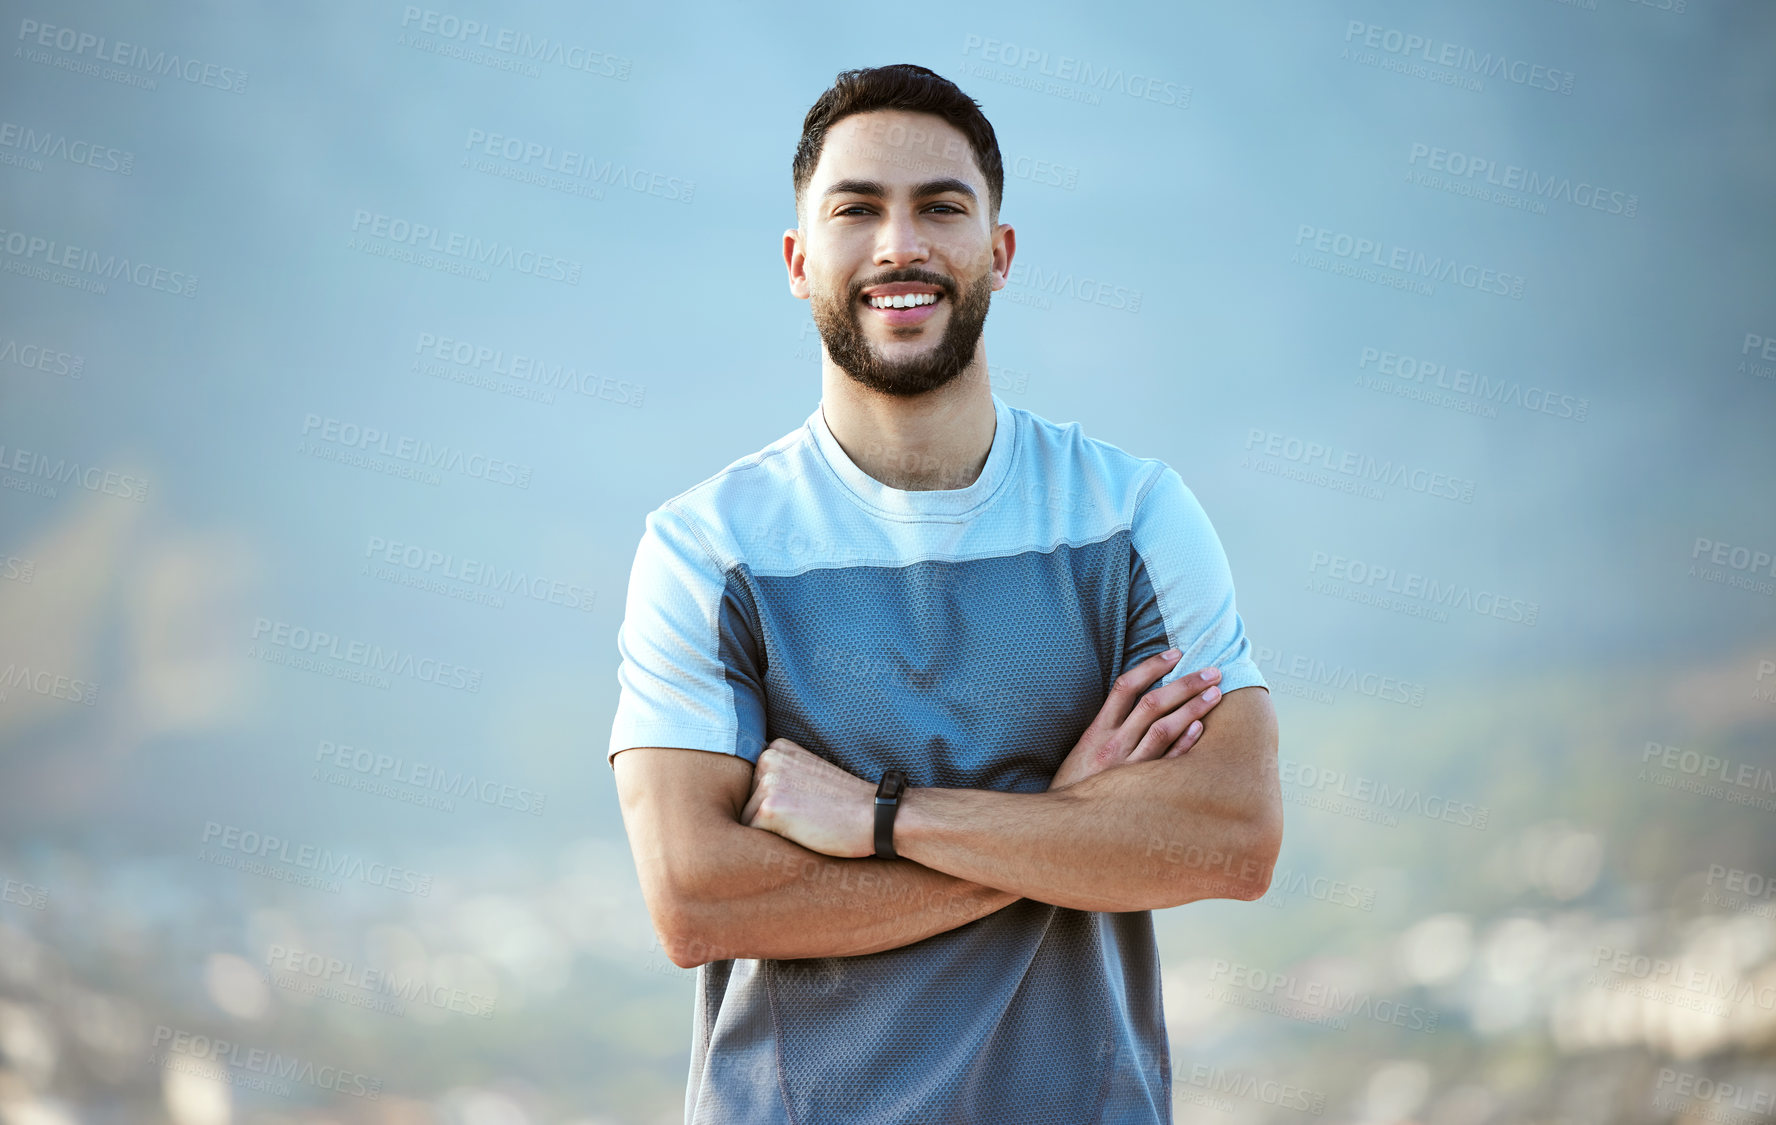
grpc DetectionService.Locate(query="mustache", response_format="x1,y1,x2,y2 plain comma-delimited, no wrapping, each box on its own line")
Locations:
850,271,955,301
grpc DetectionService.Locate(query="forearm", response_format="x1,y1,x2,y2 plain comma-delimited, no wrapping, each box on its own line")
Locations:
666,819,1017,966
896,751,1280,913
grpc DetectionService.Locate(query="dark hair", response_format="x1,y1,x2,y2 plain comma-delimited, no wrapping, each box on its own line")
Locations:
793,64,1003,224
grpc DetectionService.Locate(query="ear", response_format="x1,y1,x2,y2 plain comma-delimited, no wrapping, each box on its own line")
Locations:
784,227,811,300
990,222,1016,293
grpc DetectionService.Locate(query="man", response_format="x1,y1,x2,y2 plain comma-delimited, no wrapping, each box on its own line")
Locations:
609,64,1281,1124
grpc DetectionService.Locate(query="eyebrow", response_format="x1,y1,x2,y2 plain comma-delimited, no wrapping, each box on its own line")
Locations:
821,177,978,205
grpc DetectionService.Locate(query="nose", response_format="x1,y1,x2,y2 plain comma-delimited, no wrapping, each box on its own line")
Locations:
874,205,929,269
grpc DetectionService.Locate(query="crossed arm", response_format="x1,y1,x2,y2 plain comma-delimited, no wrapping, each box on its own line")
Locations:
865,685,1279,911
613,672,1281,969
615,746,1024,968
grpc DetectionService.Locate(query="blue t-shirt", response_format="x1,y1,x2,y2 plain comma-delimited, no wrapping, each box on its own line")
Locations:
609,391,1268,1124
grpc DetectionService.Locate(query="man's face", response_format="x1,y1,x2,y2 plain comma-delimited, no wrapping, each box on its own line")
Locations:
787,110,1010,398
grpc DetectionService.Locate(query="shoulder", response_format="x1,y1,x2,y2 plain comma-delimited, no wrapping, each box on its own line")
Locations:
1002,401,1178,528
644,417,824,570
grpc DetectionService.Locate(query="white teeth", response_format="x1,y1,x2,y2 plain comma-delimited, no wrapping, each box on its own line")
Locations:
867,293,938,309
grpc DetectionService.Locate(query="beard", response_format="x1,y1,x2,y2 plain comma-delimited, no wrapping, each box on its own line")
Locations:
810,266,994,398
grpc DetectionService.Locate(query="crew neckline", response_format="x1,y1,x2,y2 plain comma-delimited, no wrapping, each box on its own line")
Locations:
806,392,1017,521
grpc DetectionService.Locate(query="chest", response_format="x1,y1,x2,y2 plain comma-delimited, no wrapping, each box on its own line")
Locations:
745,539,1134,791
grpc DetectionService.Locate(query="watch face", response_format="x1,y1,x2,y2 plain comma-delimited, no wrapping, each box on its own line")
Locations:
879,770,907,800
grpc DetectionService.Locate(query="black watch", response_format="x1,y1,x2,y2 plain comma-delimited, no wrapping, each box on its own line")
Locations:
874,769,909,859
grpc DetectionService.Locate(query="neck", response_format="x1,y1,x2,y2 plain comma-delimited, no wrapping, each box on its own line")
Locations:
819,350,997,492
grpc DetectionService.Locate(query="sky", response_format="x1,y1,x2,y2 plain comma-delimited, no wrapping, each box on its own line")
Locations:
2,2,1774,1121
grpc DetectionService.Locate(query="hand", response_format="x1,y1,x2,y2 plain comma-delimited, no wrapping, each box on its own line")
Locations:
741,738,878,858
1047,650,1225,791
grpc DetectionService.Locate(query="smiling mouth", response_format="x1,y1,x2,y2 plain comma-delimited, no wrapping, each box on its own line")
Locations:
863,292,943,310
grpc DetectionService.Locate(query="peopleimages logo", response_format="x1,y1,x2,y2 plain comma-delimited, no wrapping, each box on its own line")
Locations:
0,336,84,378
249,617,483,692
1279,759,1490,830
1692,537,1776,580
0,121,133,174
1654,1068,1773,1118
463,129,692,203
1293,225,1525,299
0,662,99,706
398,7,631,80
299,414,532,489
1262,867,1377,912
1251,643,1425,709
363,535,594,613
1406,142,1636,217
1,876,48,910
412,332,645,407
1356,346,1589,423
348,210,581,285
150,1026,380,1099
1306,551,1540,626
1342,21,1574,95
1703,864,1776,918
1591,946,1776,1011
314,737,547,815
265,944,496,1018
0,440,150,501
960,33,1190,108
1207,959,1440,1032
1644,742,1776,789
0,226,197,296
15,19,249,92
1177,1063,1328,1116
199,821,434,896
1243,428,1476,503
1004,258,1142,313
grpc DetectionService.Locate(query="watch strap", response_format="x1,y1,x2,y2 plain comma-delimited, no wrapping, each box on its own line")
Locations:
874,769,908,859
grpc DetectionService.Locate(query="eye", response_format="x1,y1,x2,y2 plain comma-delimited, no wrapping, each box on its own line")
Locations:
927,203,964,214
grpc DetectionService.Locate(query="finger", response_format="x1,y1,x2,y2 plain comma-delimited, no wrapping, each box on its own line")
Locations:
1096,649,1185,730
1136,666,1223,718
740,763,770,825
1153,686,1226,757
1162,719,1205,758
1128,708,1198,762
1153,678,1224,733
1116,669,1222,753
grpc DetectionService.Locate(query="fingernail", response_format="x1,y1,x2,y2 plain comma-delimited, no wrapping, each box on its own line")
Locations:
1204,686,1220,702
1162,649,1181,661
1187,720,1202,738
1203,667,1220,680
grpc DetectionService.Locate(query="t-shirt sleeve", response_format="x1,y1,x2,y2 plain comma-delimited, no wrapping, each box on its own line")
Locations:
606,505,769,768
1122,465,1268,696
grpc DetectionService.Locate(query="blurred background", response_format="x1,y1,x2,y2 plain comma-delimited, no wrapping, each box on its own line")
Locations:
2,0,1774,1122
